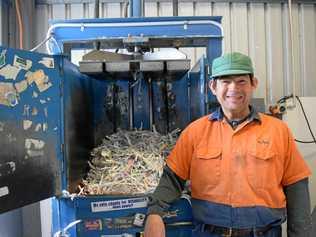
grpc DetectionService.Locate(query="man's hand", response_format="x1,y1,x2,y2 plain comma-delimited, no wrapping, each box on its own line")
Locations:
144,214,165,237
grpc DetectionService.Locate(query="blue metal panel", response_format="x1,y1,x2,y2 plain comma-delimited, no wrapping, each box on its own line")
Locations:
46,16,223,54
54,196,193,237
130,0,143,17
133,73,150,130
152,79,168,134
189,57,207,121
61,59,98,192
206,39,222,114
167,75,190,131
0,46,63,213
116,78,131,130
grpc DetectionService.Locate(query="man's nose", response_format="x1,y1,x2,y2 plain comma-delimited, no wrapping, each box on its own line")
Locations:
227,80,239,89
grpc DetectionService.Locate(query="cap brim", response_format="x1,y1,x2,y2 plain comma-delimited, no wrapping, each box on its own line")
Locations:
211,69,253,78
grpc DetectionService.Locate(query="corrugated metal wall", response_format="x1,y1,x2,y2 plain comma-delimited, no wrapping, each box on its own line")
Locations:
0,1,308,104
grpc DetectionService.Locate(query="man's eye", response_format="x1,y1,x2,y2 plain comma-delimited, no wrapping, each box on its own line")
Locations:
222,80,230,84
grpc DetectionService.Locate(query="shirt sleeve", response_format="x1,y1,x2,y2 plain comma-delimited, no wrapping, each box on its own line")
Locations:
282,127,311,186
284,178,312,237
147,165,186,216
166,126,194,180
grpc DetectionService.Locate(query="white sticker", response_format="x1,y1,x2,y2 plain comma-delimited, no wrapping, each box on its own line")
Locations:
6,162,16,172
91,197,148,213
35,123,42,132
25,138,45,149
0,186,9,197
43,123,48,132
14,80,28,93
23,105,30,116
0,161,16,176
23,120,32,130
0,64,21,80
13,55,32,70
25,138,45,157
39,57,54,68
26,150,44,157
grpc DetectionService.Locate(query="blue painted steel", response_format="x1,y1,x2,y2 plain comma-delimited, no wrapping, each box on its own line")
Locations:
46,16,223,55
189,57,207,121
206,39,222,113
152,79,168,133
132,73,150,130
167,75,190,131
54,196,193,237
0,46,63,213
131,0,143,17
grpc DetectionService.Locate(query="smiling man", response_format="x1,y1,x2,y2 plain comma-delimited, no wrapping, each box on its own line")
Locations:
144,52,312,237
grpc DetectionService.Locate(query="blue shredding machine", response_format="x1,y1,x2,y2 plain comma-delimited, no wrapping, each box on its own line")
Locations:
0,16,223,236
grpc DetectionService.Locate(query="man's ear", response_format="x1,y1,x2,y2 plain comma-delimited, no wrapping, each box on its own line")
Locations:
251,77,258,89
209,79,217,95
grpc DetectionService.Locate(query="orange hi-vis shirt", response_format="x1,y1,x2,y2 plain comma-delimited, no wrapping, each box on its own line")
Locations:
166,111,311,209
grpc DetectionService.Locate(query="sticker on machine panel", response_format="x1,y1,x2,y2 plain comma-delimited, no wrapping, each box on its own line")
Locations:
91,197,148,213
23,120,33,130
26,70,52,92
39,57,54,68
0,64,21,80
24,138,45,158
25,138,45,149
14,79,28,93
0,50,7,68
0,162,16,177
0,186,9,197
103,216,134,229
0,82,18,106
84,219,103,231
13,55,32,70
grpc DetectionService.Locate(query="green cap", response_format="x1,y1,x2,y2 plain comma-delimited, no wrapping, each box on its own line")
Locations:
211,52,254,78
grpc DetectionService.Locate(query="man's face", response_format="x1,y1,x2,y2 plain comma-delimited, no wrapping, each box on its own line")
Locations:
209,74,258,116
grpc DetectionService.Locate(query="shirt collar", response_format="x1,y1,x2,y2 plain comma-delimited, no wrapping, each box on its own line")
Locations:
208,106,261,123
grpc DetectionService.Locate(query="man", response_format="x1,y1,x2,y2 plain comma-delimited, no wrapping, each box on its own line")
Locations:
144,52,312,237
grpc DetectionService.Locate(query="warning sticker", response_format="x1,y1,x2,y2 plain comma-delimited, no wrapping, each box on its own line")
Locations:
13,55,32,70
0,186,9,197
0,64,21,80
91,197,148,213
39,57,54,68
84,219,102,231
104,216,134,229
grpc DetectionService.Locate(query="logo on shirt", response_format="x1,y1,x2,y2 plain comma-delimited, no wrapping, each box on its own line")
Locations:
257,139,270,145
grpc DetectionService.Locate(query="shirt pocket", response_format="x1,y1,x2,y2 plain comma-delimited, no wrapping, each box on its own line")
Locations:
246,149,276,189
192,147,222,188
